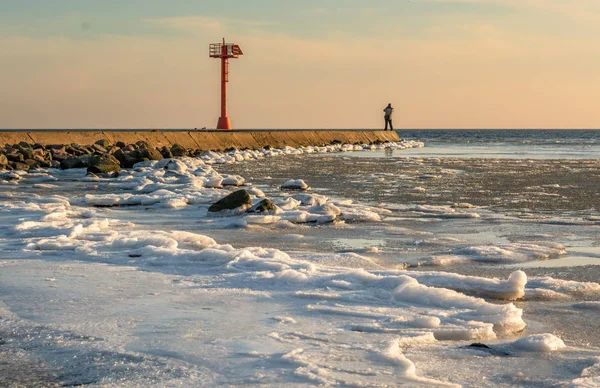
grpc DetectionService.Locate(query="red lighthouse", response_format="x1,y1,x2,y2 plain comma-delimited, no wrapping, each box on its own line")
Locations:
209,38,244,130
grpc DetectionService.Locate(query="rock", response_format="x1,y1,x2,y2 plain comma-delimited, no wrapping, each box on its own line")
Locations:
159,146,173,159
113,149,139,168
50,150,68,162
137,147,163,161
10,162,29,170
24,159,38,167
60,156,87,169
170,143,187,157
208,189,252,213
281,179,310,190
18,141,31,148
246,199,278,214
95,139,111,148
115,141,126,148
87,153,121,174
7,152,24,163
32,148,46,157
91,144,108,153
33,143,45,150
0,154,7,166
135,140,150,149
18,147,34,160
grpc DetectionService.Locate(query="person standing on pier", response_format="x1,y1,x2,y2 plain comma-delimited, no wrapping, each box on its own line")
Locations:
383,103,394,131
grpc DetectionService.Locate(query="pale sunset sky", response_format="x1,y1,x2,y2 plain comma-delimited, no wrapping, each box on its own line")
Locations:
1,0,599,129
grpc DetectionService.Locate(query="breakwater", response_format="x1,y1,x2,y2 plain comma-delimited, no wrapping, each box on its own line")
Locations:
0,130,399,151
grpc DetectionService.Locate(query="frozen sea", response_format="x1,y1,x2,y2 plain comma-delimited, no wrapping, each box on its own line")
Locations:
1,130,600,387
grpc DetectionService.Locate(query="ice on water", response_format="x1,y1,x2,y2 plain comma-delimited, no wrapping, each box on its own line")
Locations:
1,140,599,387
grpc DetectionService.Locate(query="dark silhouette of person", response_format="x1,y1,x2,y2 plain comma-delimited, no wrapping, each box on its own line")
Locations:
383,103,394,131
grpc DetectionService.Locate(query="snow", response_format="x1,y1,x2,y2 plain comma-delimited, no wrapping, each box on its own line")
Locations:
281,179,310,190
1,139,599,387
512,334,566,352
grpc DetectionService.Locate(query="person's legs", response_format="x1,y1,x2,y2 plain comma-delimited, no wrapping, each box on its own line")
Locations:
389,119,393,131
384,117,389,130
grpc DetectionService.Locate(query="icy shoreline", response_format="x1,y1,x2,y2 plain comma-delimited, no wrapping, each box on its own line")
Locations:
1,140,599,387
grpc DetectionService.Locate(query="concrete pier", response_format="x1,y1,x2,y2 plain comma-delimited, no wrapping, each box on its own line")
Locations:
0,130,400,151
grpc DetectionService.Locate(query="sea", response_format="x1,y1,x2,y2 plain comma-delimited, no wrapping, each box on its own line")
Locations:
1,129,599,387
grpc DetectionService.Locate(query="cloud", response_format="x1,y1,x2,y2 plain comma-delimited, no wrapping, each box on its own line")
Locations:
145,16,280,35
422,0,600,23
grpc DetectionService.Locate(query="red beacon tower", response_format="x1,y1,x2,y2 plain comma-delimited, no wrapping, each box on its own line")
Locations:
209,38,244,130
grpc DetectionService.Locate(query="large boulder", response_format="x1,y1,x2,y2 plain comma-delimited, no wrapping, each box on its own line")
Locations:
159,146,173,159
0,153,8,166
24,159,39,168
135,140,150,149
91,144,108,153
87,153,121,174
246,199,278,215
208,189,252,214
60,156,87,170
10,162,29,170
138,147,163,161
113,149,139,168
19,148,35,160
6,152,24,163
95,139,111,148
170,143,187,157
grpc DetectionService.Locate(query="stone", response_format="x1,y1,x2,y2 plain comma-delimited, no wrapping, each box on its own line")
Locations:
10,162,29,170
87,153,121,174
159,146,173,159
170,143,187,157
0,154,7,166
18,141,31,148
208,189,252,213
18,148,34,160
246,199,277,214
115,141,126,148
32,148,46,157
91,144,108,153
113,149,139,168
24,159,39,168
135,140,150,149
50,150,68,162
6,153,24,163
95,139,111,148
137,147,163,161
60,156,87,170
33,143,45,150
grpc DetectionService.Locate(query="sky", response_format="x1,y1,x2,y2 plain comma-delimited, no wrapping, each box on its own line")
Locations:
1,0,599,129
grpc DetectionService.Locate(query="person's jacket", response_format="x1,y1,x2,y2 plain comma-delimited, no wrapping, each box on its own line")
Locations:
384,107,393,118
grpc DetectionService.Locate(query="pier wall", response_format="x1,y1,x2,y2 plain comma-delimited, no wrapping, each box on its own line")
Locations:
0,130,400,151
